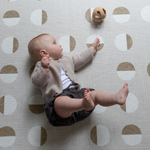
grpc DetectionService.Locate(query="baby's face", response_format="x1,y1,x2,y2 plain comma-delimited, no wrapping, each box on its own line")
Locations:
42,35,63,60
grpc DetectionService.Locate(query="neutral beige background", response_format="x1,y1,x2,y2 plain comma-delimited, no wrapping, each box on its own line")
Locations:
0,0,150,149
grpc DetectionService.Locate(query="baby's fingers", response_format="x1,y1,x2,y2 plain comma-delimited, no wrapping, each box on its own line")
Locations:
46,61,50,65
41,57,50,66
42,56,49,60
42,57,50,62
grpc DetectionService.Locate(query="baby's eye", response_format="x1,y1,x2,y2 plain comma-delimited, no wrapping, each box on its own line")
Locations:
53,42,56,45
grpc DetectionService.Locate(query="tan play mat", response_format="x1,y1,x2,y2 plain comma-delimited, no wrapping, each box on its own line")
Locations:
0,0,150,149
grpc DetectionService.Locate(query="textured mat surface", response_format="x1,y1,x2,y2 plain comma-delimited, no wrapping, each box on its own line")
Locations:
0,0,150,149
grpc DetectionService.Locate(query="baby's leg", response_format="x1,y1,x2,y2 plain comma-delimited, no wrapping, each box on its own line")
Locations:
85,83,129,107
54,95,95,118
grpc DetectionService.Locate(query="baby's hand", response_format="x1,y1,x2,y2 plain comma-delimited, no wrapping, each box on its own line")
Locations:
41,57,50,73
90,38,100,55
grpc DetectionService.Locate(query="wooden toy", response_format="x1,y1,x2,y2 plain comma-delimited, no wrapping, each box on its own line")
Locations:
92,7,106,22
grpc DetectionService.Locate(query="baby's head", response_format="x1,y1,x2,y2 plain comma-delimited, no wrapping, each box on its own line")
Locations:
28,34,63,62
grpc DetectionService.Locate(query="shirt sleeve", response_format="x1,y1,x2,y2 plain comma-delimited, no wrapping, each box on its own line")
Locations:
31,61,49,88
72,48,94,71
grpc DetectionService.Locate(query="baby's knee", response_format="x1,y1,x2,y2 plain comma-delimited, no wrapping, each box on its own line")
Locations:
54,96,72,118
54,96,68,109
54,97,63,108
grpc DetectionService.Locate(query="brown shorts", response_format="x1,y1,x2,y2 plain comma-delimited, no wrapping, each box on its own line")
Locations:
44,87,95,127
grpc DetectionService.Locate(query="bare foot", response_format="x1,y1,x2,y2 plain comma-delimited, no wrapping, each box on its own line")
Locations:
115,83,129,105
84,88,95,111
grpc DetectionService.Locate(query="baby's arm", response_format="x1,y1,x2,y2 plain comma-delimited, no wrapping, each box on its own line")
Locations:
31,60,49,88
72,38,100,71
41,57,50,73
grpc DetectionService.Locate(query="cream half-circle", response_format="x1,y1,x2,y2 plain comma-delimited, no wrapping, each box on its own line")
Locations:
117,71,135,80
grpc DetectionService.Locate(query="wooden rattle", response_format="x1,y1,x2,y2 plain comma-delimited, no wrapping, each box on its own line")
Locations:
92,7,106,22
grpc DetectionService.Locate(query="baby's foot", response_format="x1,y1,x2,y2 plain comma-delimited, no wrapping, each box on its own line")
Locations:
84,88,95,111
91,38,100,51
115,83,129,105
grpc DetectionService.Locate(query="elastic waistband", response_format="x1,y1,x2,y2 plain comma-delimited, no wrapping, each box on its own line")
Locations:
65,83,80,91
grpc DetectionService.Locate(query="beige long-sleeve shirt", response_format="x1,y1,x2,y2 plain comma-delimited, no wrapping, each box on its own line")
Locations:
31,48,94,100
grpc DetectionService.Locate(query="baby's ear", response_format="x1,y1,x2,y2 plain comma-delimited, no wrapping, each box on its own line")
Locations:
40,49,49,57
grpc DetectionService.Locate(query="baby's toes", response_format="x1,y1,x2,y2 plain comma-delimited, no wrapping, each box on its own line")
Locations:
86,87,90,92
84,88,89,96
84,91,87,97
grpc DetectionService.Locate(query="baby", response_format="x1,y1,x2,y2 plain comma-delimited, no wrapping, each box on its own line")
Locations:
28,34,129,126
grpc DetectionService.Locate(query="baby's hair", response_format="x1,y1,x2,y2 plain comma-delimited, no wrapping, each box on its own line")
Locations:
29,33,49,42
28,33,49,62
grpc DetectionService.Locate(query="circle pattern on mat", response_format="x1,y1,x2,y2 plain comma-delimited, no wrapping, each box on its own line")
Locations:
94,105,107,113
1,37,19,54
147,63,150,76
30,9,47,25
122,124,142,146
113,7,130,23
3,10,20,26
85,8,97,23
120,93,138,113
28,126,47,147
0,65,18,83
28,95,45,114
58,35,76,52
86,34,104,51
115,34,133,51
117,62,135,80
0,126,16,147
0,95,17,115
141,6,150,22
90,125,110,146
85,8,92,23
